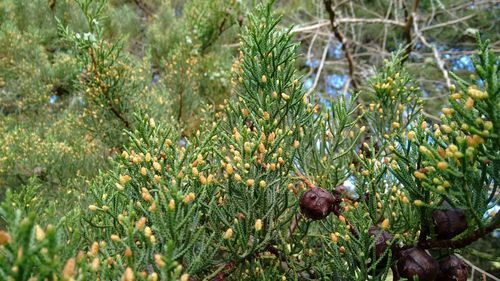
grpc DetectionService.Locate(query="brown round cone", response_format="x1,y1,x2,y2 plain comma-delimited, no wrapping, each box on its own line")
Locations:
437,255,468,281
397,247,439,281
432,208,468,239
299,187,336,220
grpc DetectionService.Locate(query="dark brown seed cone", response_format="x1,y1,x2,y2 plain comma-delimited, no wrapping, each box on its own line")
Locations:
397,247,439,281
335,185,347,194
437,255,468,281
368,226,394,258
367,226,394,274
432,208,468,239
299,187,337,220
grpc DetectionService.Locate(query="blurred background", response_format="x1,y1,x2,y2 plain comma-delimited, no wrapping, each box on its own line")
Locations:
0,0,498,278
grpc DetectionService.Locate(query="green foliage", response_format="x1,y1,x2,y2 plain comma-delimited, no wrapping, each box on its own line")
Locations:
0,23,53,114
82,114,222,276
390,35,498,232
146,0,240,130
58,0,144,146
0,114,107,193
0,0,108,194
0,180,79,280
364,51,423,139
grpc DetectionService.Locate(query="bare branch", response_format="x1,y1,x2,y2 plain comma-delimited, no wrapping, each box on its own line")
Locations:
402,0,421,62
456,254,500,281
306,38,330,96
422,111,441,122
412,13,452,89
421,13,476,32
323,0,359,91
291,18,406,34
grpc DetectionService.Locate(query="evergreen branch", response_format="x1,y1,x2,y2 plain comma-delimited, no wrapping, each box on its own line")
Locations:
85,28,131,130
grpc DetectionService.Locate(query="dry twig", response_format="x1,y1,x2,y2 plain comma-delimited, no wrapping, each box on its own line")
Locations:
323,0,359,91
412,13,452,89
306,38,330,96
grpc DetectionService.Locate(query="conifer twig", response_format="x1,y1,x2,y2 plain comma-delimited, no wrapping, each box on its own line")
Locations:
88,48,131,129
